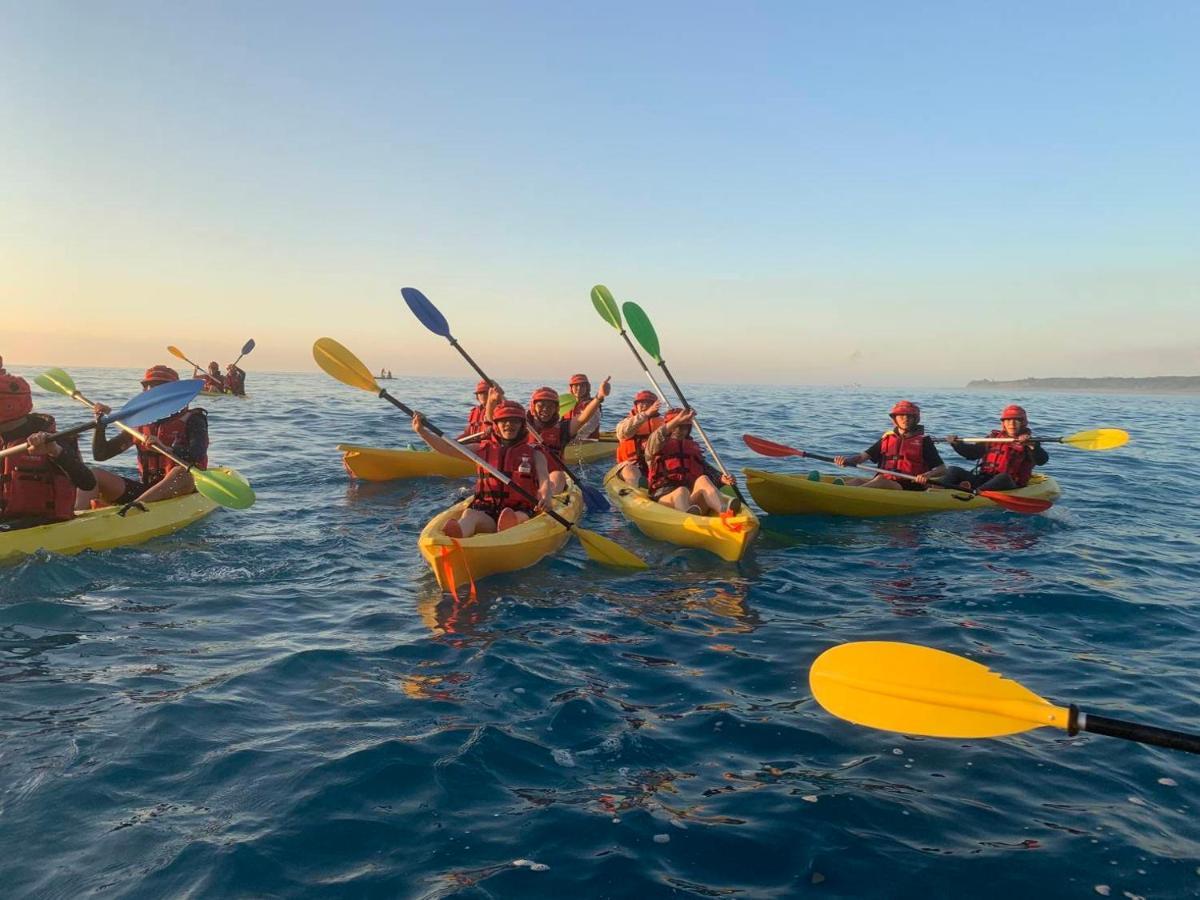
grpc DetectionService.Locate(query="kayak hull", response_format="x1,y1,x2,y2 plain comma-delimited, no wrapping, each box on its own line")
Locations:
339,434,618,482
0,467,242,561
418,485,583,589
743,468,1062,517
603,464,758,562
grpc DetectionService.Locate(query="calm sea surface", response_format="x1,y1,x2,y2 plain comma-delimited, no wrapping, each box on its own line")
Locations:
2,368,1199,898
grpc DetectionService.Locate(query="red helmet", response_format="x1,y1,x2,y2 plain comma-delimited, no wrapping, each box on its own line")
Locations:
633,390,656,404
1000,404,1027,421
141,365,180,385
0,366,32,423
474,380,489,394
492,399,526,422
889,400,920,420
530,387,558,405
568,373,589,387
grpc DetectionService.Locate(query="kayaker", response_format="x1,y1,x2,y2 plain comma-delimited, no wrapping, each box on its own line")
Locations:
562,374,600,440
613,390,664,486
833,400,946,490
527,379,610,494
196,361,225,393
644,408,738,515
935,404,1049,491
412,399,551,537
87,365,209,511
458,380,493,441
224,362,246,396
0,360,97,528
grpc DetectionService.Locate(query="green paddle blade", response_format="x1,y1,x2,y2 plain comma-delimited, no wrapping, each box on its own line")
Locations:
591,285,622,330
35,369,77,397
193,467,256,510
621,301,661,362
559,393,578,415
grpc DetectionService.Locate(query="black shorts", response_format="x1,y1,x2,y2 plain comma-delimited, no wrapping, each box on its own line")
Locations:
113,476,149,505
468,499,534,521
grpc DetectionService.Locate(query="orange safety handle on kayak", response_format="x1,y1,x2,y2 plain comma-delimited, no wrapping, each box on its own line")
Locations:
438,540,477,602
718,509,745,533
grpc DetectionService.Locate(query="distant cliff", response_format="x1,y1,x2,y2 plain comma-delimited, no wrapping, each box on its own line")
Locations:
967,376,1200,393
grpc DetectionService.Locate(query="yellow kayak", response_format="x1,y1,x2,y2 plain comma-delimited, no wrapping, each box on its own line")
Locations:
743,468,1062,517
417,485,583,590
603,464,758,562
339,434,618,482
0,467,243,561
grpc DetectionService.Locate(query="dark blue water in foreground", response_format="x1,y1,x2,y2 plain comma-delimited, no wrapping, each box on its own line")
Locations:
3,368,1199,898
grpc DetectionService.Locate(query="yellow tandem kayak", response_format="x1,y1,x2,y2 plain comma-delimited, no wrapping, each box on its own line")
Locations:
743,468,1062,517
603,464,758,562
417,485,583,590
339,434,618,482
0,466,244,561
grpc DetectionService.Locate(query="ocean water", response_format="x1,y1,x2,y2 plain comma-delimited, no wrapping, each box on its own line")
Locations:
2,367,1199,899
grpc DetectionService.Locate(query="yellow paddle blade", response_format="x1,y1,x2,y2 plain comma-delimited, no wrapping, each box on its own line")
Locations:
193,467,256,510
312,338,380,393
573,526,649,569
167,345,187,361
1062,428,1129,450
810,642,1071,739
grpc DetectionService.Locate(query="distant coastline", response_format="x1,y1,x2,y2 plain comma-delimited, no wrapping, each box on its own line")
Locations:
968,376,1200,394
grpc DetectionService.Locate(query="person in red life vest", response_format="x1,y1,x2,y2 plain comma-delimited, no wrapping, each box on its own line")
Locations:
195,361,225,393
936,404,1049,491
613,390,664,486
224,363,246,396
411,399,550,537
86,365,210,512
0,358,97,529
833,400,945,490
526,379,610,494
562,374,601,440
643,408,738,515
457,380,493,441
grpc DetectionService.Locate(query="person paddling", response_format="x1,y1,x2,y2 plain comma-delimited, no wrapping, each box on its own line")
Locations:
0,358,97,529
527,380,610,494
644,408,737,515
412,399,550,537
224,362,246,396
196,361,225,393
935,404,1049,491
88,366,209,511
613,390,664,486
563,373,600,439
458,380,493,441
834,400,946,490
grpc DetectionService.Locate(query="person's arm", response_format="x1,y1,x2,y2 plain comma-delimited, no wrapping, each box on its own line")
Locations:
643,422,670,461
178,411,209,467
26,431,97,491
613,413,641,440
411,411,464,457
1032,442,1049,466
566,377,611,438
534,449,551,509
90,405,135,461
946,436,985,460
836,439,879,468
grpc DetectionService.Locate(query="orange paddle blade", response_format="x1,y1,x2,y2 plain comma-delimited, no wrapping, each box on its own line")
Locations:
742,433,804,458
978,490,1053,514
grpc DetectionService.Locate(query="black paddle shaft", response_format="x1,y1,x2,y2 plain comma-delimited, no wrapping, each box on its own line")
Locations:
379,389,575,533
1071,706,1200,754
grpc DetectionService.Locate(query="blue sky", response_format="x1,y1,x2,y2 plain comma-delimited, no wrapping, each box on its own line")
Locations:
3,1,1197,385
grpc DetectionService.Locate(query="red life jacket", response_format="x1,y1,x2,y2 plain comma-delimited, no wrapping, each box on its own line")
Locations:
137,409,208,484
617,414,664,472
472,437,542,514
201,374,225,392
878,427,929,478
464,404,487,435
648,436,706,493
528,415,569,473
0,414,77,522
980,428,1036,487
225,369,245,395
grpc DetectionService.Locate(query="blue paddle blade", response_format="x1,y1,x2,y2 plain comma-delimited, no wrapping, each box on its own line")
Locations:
580,481,610,513
104,379,204,428
402,287,452,338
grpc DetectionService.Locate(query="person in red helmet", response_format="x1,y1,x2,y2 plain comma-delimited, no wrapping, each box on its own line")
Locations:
0,357,97,529
936,404,1049,491
412,399,551,537
196,361,225,394
643,408,738,515
224,362,246,397
613,389,664,486
834,400,945,490
86,365,209,510
562,374,601,440
458,380,495,441
526,379,610,494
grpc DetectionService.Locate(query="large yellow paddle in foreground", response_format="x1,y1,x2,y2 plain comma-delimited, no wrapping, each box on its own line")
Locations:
811,642,1200,754
312,338,647,570
35,369,255,510
935,428,1129,451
